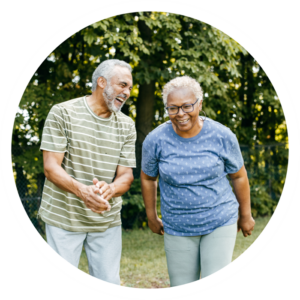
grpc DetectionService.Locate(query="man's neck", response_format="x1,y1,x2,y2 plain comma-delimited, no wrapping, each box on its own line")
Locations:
86,92,112,118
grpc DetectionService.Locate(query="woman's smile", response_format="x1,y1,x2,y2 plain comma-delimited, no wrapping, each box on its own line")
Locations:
167,87,203,138
177,118,190,124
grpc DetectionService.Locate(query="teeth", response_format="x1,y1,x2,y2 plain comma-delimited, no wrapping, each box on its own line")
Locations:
178,119,189,123
116,97,124,102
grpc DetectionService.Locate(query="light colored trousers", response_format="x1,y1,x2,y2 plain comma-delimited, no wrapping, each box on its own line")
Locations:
164,222,237,287
46,224,122,285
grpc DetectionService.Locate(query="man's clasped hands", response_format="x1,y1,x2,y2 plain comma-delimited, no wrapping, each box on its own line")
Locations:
77,178,115,214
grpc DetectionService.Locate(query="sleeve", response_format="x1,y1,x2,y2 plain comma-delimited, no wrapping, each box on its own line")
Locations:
141,135,159,177
220,130,244,174
40,105,68,153
118,122,136,168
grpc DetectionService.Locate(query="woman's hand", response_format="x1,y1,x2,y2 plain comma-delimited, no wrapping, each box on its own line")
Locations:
238,214,255,237
148,216,164,235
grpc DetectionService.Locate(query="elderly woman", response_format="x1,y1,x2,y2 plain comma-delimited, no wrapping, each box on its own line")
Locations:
141,76,255,287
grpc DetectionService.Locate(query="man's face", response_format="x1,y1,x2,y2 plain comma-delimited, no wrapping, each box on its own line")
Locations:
103,66,133,112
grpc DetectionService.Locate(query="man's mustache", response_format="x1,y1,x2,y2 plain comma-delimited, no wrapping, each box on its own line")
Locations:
116,94,127,100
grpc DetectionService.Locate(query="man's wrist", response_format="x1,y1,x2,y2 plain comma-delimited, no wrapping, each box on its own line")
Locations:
109,182,116,197
73,180,86,198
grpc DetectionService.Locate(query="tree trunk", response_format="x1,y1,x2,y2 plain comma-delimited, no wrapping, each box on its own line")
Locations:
134,81,156,178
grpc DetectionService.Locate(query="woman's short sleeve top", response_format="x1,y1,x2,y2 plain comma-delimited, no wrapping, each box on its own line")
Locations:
142,118,244,236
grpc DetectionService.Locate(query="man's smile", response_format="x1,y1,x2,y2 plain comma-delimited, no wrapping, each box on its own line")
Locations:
115,96,125,103
114,95,126,107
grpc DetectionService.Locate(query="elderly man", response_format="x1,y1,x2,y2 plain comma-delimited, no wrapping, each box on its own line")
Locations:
38,59,136,284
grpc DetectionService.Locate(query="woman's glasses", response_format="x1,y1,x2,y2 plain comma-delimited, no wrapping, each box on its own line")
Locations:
165,98,199,115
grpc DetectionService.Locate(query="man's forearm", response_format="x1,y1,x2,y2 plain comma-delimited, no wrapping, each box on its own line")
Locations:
44,164,84,197
110,171,134,197
45,162,111,213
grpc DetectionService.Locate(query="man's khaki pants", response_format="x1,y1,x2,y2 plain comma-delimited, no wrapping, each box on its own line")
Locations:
46,224,122,285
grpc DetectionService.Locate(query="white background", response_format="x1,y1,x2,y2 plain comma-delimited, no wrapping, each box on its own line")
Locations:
0,0,300,299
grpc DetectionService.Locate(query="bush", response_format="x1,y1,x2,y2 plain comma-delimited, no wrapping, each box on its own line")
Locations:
121,179,161,229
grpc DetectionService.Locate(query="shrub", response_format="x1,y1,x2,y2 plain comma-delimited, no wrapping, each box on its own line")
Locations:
121,179,161,229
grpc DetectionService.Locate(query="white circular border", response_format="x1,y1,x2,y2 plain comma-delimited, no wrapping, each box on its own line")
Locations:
0,0,300,299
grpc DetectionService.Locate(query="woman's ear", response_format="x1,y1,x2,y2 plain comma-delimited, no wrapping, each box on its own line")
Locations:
199,99,203,110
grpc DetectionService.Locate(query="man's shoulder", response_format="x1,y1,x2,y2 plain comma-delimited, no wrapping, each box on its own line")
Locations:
55,96,85,110
115,111,135,126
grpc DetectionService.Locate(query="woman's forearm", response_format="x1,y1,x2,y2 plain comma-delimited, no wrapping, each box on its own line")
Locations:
231,176,251,217
140,171,158,220
229,165,255,236
141,170,164,235
229,165,251,217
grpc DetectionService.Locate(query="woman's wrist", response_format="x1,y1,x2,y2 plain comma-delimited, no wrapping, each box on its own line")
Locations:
147,212,158,221
239,210,252,218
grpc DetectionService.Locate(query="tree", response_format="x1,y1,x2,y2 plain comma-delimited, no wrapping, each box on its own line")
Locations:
13,12,287,220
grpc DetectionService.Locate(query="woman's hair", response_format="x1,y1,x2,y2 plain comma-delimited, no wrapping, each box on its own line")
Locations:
91,59,132,91
162,76,203,105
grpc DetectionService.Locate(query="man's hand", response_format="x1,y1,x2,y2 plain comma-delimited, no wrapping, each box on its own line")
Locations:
43,151,111,214
148,216,164,235
93,178,115,202
237,214,255,237
77,182,111,214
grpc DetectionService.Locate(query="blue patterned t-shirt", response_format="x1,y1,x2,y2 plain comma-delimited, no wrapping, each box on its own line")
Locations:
142,118,244,236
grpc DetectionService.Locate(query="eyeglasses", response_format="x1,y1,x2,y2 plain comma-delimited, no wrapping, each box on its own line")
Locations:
165,98,199,115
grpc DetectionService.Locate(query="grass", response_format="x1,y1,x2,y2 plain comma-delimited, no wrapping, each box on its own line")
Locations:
232,216,270,261
78,216,271,288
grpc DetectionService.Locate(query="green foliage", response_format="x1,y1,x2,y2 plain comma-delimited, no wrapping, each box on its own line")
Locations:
121,179,161,229
12,11,288,229
121,179,145,229
250,184,275,217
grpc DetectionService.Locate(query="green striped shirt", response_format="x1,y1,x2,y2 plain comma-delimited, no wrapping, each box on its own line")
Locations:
38,96,136,232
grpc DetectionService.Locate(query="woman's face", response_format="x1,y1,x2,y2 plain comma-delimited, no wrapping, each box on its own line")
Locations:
167,87,203,137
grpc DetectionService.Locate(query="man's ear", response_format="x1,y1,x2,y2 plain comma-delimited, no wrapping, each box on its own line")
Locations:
97,76,107,89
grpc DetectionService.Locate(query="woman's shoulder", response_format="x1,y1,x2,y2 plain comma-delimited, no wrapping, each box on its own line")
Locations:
148,121,171,136
143,121,171,144
206,118,235,137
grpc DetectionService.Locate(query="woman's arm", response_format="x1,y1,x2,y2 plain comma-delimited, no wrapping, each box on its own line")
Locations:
228,165,255,237
140,170,164,235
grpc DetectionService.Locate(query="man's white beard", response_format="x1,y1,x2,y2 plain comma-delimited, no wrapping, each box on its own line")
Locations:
103,84,125,113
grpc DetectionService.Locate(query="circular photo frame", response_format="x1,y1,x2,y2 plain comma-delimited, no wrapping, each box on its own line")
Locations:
1,0,300,299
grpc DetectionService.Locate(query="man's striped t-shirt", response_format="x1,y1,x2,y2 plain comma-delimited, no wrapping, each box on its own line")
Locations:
38,96,136,232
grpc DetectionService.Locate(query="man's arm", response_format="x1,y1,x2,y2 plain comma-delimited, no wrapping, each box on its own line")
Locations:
43,150,111,213
94,165,134,201
140,170,164,235
228,165,255,237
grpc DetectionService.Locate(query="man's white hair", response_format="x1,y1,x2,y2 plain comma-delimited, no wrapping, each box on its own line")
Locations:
91,59,132,91
162,76,203,105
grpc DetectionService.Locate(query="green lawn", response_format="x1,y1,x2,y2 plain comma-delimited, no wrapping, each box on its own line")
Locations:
78,216,271,288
